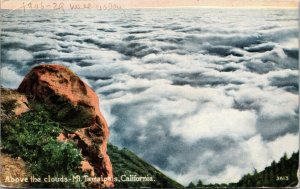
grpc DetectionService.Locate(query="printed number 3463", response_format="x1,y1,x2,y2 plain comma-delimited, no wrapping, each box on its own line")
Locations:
276,176,289,181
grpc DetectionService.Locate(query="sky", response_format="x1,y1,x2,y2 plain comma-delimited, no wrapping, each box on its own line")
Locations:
1,0,298,9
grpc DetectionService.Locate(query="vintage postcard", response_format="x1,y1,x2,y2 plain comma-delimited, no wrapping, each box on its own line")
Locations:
0,0,299,188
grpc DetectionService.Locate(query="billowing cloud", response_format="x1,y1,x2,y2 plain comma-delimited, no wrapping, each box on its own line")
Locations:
5,49,33,64
170,108,257,143
0,66,23,88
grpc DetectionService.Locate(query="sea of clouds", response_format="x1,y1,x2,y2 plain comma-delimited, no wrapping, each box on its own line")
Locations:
1,8,298,185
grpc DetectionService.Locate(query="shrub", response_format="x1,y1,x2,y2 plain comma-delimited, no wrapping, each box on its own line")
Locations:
1,99,17,116
1,104,84,187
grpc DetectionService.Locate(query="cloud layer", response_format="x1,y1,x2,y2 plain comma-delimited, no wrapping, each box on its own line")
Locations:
1,8,298,185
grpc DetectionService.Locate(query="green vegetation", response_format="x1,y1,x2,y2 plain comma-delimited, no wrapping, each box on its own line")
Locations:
1,103,84,187
188,151,299,188
1,99,17,115
107,143,183,188
236,152,299,187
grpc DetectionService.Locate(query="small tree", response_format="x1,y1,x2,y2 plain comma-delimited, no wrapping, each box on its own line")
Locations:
196,179,203,187
187,182,195,188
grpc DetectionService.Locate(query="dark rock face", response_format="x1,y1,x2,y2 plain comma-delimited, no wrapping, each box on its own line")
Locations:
18,64,114,187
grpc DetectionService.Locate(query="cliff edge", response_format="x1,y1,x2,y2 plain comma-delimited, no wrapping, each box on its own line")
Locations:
2,64,113,188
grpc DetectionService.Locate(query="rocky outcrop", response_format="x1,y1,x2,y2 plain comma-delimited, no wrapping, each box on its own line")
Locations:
17,64,113,187
0,88,29,117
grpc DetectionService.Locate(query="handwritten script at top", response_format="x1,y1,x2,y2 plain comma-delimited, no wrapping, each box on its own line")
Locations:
21,1,123,12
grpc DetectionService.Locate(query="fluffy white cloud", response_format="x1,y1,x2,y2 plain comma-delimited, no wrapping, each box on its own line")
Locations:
6,49,33,64
0,67,23,88
242,133,299,172
170,108,257,143
228,85,298,118
267,133,299,161
243,135,272,170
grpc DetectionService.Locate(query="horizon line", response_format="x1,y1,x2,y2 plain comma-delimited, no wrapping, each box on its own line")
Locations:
123,5,298,9
1,0,298,10
1,5,298,10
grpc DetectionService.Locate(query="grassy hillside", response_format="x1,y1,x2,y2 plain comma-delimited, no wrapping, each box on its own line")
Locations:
107,143,183,188
188,151,299,188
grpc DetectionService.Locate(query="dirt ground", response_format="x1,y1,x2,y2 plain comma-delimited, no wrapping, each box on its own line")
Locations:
0,154,30,188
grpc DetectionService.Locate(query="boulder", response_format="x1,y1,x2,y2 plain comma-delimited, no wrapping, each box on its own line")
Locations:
18,64,113,187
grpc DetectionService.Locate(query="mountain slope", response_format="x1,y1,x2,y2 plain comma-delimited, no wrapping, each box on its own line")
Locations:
107,143,183,188
235,151,299,187
188,151,299,188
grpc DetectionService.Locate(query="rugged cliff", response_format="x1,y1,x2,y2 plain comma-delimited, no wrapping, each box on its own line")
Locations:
17,64,113,187
2,64,113,188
